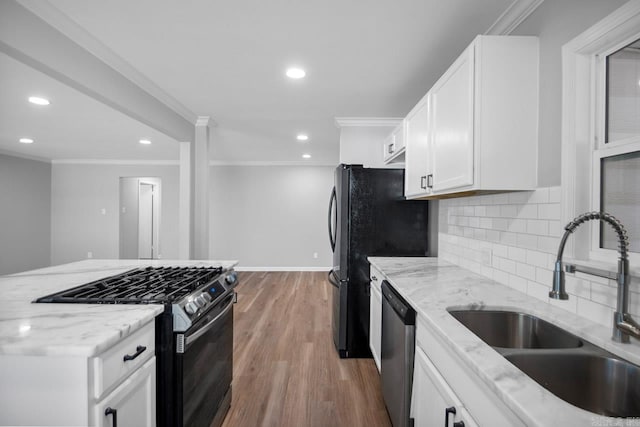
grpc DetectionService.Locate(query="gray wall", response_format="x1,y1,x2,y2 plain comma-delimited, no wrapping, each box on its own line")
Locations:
209,165,334,269
512,0,627,187
0,154,52,275
50,163,180,265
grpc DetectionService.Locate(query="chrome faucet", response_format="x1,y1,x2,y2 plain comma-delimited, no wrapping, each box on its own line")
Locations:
550,211,640,343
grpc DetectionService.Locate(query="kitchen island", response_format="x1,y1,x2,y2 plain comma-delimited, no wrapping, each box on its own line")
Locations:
0,259,237,427
369,256,640,426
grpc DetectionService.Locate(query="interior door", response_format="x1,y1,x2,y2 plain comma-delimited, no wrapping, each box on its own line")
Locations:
138,183,154,259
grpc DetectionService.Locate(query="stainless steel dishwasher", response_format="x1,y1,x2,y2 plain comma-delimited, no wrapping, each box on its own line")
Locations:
381,280,416,427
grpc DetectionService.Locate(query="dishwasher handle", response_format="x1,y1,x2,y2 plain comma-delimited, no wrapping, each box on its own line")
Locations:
381,280,415,325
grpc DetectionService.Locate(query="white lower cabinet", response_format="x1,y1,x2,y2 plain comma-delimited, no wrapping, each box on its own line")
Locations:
369,266,383,372
94,357,156,427
412,346,477,427
412,316,526,427
0,321,156,426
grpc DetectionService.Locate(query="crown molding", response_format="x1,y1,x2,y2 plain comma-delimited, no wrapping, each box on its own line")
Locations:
334,117,403,128
485,0,544,35
196,116,216,127
51,159,179,165
0,148,51,164
16,0,198,124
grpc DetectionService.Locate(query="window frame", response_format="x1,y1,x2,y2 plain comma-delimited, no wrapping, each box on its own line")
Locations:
561,1,640,267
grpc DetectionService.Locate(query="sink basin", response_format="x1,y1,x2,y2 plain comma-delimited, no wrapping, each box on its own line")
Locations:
506,353,640,417
449,310,583,349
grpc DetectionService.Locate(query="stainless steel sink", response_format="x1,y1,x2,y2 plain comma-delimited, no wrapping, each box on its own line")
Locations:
505,353,640,417
448,310,583,349
448,309,640,417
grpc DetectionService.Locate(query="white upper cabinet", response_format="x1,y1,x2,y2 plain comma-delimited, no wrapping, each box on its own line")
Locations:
406,35,539,200
383,123,406,164
404,93,431,198
430,44,475,193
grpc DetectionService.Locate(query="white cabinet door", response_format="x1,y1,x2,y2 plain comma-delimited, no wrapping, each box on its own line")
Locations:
412,346,478,427
369,284,382,372
404,94,431,198
430,45,475,193
94,357,156,427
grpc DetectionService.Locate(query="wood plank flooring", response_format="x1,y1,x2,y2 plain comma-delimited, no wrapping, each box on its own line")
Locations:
221,271,391,427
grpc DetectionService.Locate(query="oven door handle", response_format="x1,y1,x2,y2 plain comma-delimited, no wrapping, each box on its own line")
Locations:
185,295,234,346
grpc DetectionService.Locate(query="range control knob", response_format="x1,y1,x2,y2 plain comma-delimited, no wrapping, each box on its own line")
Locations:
202,292,212,303
196,295,207,306
185,302,198,315
225,272,238,285
193,297,204,308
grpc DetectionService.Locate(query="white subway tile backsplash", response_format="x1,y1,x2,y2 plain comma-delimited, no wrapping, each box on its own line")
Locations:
549,186,562,203
529,188,549,203
508,191,531,204
500,205,518,218
527,219,549,235
516,233,538,250
508,246,527,263
517,204,538,219
538,203,561,220
525,250,550,269
508,219,527,233
527,281,550,302
590,281,618,307
537,235,560,254
564,275,591,299
438,186,629,329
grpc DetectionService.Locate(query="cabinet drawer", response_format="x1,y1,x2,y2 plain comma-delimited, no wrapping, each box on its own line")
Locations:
92,321,155,399
94,357,156,427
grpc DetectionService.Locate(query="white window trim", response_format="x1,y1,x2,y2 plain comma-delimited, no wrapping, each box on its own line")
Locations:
561,0,640,267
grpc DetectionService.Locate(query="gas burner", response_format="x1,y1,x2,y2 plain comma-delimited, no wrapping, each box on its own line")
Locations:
35,266,224,304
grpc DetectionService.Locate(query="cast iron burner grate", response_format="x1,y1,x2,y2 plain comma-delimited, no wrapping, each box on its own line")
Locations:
34,266,223,304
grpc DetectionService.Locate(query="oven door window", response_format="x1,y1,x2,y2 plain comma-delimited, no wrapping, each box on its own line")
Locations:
182,295,233,427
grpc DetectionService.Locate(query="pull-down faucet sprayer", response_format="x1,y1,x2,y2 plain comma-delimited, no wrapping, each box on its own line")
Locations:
550,211,640,343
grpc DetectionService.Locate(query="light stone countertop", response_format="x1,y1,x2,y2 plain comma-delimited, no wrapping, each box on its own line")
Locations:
368,256,640,427
0,259,238,357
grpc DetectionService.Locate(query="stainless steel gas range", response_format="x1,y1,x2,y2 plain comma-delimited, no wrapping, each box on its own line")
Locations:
36,265,238,427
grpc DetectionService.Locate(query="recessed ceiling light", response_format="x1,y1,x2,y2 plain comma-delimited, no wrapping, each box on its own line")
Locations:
139,139,152,145
297,134,309,141
19,138,34,144
302,154,311,159
28,96,50,106
286,68,306,79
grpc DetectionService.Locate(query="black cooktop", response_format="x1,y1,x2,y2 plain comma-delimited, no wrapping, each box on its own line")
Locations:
34,266,223,304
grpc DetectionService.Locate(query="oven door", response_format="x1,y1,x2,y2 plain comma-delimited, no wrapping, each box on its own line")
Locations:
180,293,234,427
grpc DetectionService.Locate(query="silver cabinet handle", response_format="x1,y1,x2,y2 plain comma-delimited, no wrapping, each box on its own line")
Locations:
388,143,395,154
420,176,427,189
371,275,378,282
427,174,433,189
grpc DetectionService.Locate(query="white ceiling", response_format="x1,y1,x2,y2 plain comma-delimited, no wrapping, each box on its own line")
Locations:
0,0,518,164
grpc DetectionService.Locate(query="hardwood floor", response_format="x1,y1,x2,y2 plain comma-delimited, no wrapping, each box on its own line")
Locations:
221,271,391,427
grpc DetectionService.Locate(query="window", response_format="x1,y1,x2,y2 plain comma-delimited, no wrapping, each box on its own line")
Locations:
562,2,640,265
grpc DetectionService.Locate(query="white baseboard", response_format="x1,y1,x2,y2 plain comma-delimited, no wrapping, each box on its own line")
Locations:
235,266,331,272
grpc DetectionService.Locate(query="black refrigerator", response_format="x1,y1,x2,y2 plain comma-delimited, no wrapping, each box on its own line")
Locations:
327,164,429,358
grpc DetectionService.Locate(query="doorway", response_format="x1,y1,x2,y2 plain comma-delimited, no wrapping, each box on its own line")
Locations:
119,177,161,259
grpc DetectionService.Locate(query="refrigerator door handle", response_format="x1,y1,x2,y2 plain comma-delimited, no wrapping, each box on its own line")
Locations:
328,187,337,251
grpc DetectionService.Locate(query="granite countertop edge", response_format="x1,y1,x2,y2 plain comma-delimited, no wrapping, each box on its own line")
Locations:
368,256,640,426
0,259,239,357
